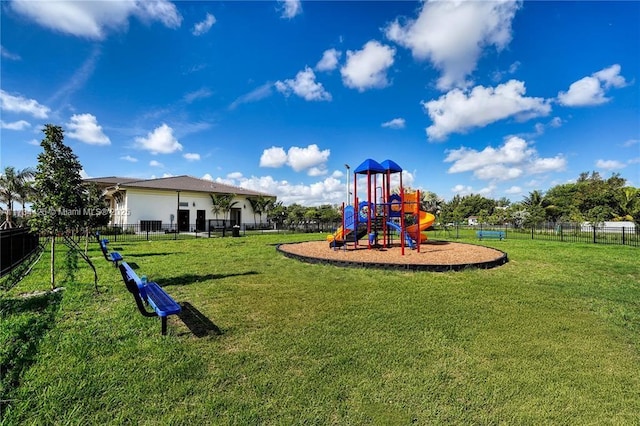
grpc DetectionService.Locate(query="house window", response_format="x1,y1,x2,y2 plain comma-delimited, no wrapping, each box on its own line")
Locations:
140,220,162,232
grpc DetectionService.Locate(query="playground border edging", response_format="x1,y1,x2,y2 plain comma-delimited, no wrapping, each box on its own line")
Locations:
276,242,509,272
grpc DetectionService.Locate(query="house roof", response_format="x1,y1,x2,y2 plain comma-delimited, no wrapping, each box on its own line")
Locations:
85,175,275,198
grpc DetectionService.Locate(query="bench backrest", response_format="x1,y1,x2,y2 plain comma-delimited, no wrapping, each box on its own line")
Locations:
98,239,110,258
118,261,148,300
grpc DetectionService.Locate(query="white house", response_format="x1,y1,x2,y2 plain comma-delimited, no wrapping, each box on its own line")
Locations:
85,175,276,232
580,221,636,233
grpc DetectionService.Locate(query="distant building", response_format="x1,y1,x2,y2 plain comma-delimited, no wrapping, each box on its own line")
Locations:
467,216,479,226
85,175,276,231
580,221,636,233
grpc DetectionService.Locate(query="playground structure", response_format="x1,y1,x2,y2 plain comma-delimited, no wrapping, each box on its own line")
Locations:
327,159,436,255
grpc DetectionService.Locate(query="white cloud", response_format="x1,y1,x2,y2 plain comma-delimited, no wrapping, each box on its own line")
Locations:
287,144,331,173
229,83,273,110
381,118,406,129
444,136,566,181
149,160,164,167
49,46,101,105
492,61,521,83
316,48,342,72
259,144,331,175
0,120,30,130
1,45,21,60
66,113,110,145
505,186,522,195
341,40,395,92
275,67,331,101
260,147,288,168
279,0,302,19
423,80,551,140
202,173,214,181
557,64,628,107
120,155,138,162
183,153,201,161
595,159,626,171
227,171,243,180
529,156,566,174
135,123,183,154
0,90,50,118
549,117,563,128
386,0,521,90
192,13,216,36
236,175,344,206
451,184,474,196
308,166,328,177
183,88,212,103
10,0,182,39
621,139,639,148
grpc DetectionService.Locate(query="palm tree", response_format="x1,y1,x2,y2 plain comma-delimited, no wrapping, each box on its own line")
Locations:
0,166,35,229
210,193,238,235
522,190,545,208
248,196,274,230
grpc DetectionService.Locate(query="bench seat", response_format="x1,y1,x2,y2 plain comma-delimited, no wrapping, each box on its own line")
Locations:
476,230,505,240
144,282,182,317
119,261,181,335
98,236,123,266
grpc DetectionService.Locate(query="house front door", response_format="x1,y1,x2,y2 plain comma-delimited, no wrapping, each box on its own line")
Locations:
230,208,241,227
178,209,190,232
196,210,205,231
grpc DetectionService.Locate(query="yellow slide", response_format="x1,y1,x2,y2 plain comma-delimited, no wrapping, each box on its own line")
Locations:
327,225,352,243
406,210,436,243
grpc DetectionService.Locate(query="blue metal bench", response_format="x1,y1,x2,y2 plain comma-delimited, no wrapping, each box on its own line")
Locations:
476,230,505,240
118,261,181,335
96,233,123,267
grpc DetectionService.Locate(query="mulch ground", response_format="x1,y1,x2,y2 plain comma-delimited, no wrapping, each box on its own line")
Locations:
277,240,508,271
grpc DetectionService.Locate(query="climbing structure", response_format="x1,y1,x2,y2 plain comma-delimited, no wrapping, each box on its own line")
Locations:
327,159,435,255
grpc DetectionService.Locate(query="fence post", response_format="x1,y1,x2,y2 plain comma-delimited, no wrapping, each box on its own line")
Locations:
531,226,534,240
622,227,625,246
560,224,563,242
593,226,597,244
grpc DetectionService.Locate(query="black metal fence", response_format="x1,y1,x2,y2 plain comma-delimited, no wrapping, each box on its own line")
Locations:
433,223,639,247
93,223,299,242
0,227,40,277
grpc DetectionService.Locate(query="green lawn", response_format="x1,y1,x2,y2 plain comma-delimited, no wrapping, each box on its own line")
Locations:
2,234,639,424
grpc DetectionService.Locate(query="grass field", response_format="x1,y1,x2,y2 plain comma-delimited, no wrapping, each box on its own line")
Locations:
2,233,639,424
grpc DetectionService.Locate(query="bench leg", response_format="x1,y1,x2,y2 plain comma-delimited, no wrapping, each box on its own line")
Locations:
161,316,167,335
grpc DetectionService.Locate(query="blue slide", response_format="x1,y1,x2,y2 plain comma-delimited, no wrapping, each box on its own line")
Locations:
386,222,415,249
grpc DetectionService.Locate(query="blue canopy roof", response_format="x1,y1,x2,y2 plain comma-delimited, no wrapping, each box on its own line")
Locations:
380,159,403,173
354,158,385,174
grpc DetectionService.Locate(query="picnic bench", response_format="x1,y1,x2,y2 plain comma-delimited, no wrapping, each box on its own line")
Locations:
476,230,505,240
96,233,123,267
118,261,181,335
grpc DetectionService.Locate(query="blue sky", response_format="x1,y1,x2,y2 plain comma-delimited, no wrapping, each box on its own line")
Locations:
1,0,638,206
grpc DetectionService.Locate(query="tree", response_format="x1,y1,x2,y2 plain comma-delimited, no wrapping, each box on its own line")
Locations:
420,191,444,216
614,187,640,224
0,166,35,229
82,182,110,254
209,193,238,235
267,201,287,229
248,195,273,230
29,125,95,290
